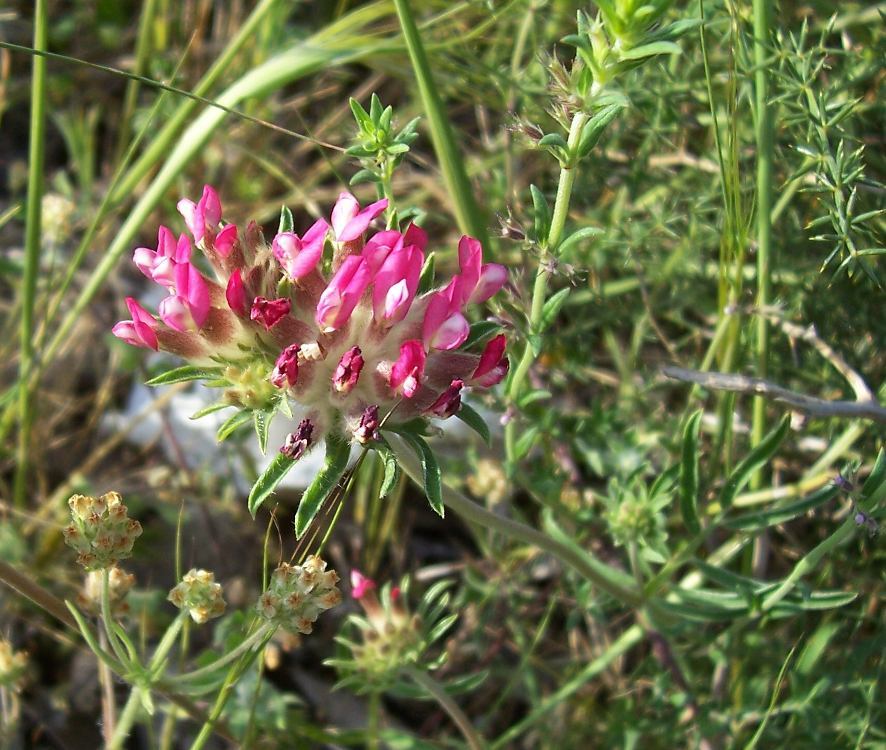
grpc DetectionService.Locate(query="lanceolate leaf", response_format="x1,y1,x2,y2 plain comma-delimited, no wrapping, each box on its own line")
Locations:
375,440,400,498
146,365,224,386
725,484,838,531
455,402,491,445
248,453,295,517
294,433,352,538
397,432,443,517
254,410,271,454
719,415,791,510
216,410,252,442
679,410,703,534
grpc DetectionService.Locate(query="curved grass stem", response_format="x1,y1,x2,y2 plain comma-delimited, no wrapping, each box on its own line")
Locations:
403,666,485,750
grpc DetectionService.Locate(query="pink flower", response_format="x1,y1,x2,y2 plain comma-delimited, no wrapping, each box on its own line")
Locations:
422,278,469,351
471,334,509,387
427,379,464,418
225,269,247,315
112,297,158,350
177,185,222,244
354,404,380,444
330,192,388,242
158,262,210,332
390,340,426,398
350,569,376,600
272,218,329,279
214,224,238,257
280,419,314,460
132,227,190,287
332,346,364,394
315,256,373,332
455,235,507,305
271,344,300,388
372,244,423,327
250,297,292,330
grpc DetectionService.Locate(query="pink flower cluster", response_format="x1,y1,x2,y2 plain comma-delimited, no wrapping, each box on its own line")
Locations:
114,186,509,454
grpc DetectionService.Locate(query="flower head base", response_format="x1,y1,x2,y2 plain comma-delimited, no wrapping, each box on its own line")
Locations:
63,492,142,571
257,557,342,634
78,567,136,618
0,640,27,688
168,569,226,624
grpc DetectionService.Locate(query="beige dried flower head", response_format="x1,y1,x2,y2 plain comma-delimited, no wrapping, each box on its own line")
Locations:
0,639,27,688
63,492,142,571
466,458,508,505
77,567,136,617
257,556,342,635
168,569,226,624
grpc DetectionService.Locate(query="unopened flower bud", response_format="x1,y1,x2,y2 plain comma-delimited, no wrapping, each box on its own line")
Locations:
427,379,464,419
354,405,380,444
168,569,226,624
271,344,300,388
281,419,314,460
332,346,364,394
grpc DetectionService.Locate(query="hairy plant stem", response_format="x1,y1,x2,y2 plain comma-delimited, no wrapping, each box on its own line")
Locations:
388,435,641,607
169,623,274,684
14,0,47,507
505,112,588,466
108,688,142,750
101,569,130,667
403,666,485,750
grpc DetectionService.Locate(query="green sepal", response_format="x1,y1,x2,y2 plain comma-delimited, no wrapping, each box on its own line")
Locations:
278,205,294,234
417,252,436,294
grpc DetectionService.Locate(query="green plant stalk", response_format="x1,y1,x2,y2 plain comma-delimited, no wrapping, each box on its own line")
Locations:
101,568,131,667
392,0,488,245
109,688,142,750
148,613,187,673
13,0,47,508
751,0,774,490
403,666,485,750
505,112,588,463
491,623,644,748
388,435,641,607
169,623,274,684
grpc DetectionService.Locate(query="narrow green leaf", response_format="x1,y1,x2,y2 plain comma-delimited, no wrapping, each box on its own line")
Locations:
146,365,224,386
277,205,293,234
576,103,624,159
539,287,571,332
725,485,838,531
348,97,372,132
216,410,252,442
860,448,886,504
417,252,435,294
513,425,539,461
294,433,352,538
517,389,551,408
719,416,791,510
618,40,682,61
189,402,232,420
254,410,270,454
455,402,491,445
398,432,443,517
530,184,551,245
377,443,401,498
679,410,703,534
248,453,295,517
350,168,380,185
557,226,604,257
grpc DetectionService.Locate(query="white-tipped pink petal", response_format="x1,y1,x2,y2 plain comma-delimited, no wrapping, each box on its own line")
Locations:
315,255,372,332
331,192,388,242
390,339,426,398
158,295,192,332
176,198,201,242
112,320,158,350
429,311,469,350
469,263,508,304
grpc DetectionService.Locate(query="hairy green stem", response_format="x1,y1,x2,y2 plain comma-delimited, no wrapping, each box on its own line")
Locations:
101,569,130,667
388,435,641,607
169,623,274,684
505,112,588,464
108,688,142,750
403,666,485,750
751,0,774,490
14,0,47,507
149,613,187,673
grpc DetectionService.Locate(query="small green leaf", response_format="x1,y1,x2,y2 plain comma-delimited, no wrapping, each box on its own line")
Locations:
146,366,224,386
248,453,296,517
618,40,682,61
513,426,539,461
725,485,838,531
417,252,436,294
216,410,252,443
277,206,294,234
398,432,443,517
461,320,503,350
539,287,571,332
719,416,791,510
189,402,232,420
294,433,352,538
679,410,703,534
517,389,551,408
376,442,401,498
455,402,491,445
369,92,382,124
350,169,380,186
254,410,271,454
557,226,604,256
576,103,625,159
349,97,373,132
530,184,551,245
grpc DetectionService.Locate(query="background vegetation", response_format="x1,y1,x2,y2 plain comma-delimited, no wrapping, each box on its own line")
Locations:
0,0,883,747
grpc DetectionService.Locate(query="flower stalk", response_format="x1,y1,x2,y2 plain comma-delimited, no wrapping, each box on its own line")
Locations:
403,665,485,750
